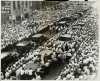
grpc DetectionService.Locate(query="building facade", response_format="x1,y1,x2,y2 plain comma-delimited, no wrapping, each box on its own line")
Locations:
1,1,60,25
1,1,33,24
1,1,11,24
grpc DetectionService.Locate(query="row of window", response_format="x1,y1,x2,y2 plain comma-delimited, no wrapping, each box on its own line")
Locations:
13,1,33,10
1,1,31,10
1,11,11,14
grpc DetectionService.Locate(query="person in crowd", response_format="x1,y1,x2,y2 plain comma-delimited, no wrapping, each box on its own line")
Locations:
5,71,10,79
28,69,33,77
1,72,4,80
89,63,95,73
20,68,25,80
83,66,90,75
36,67,45,78
35,71,42,80
33,55,41,63
9,76,16,80
44,60,51,68
51,52,58,62
16,69,21,80
56,75,62,80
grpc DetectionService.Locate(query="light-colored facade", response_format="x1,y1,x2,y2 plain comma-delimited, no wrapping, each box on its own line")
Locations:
1,1,33,24
11,1,32,18
1,1,59,24
1,1,11,24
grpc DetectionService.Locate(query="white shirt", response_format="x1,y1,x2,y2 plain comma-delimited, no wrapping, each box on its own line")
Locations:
5,72,10,78
45,62,50,67
56,76,61,80
28,70,33,75
25,70,29,74
16,70,20,76
20,70,25,75
36,75,41,80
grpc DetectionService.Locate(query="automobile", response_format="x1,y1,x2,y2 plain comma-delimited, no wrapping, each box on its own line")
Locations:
73,22,85,26
15,39,34,54
1,52,9,60
58,34,72,41
30,34,48,44
1,51,19,72
1,44,16,52
72,26,81,30
75,12,83,17
71,11,84,21
54,17,73,27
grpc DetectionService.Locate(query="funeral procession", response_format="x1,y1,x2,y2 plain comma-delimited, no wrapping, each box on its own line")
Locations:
1,1,98,80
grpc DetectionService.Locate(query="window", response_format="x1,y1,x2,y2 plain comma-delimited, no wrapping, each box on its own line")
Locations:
26,1,27,8
1,1,6,6
13,1,16,9
18,1,20,9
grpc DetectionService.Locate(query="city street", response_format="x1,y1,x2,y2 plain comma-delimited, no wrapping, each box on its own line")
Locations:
1,1,98,80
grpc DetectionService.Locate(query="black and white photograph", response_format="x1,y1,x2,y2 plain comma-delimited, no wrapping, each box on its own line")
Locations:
1,0,99,80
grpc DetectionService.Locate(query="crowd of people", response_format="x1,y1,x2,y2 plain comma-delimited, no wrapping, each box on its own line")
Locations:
56,7,98,80
1,1,98,80
1,18,39,49
1,1,89,49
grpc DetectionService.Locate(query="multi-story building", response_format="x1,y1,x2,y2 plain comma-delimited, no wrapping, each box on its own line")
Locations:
1,1,11,24
1,1,60,25
1,1,33,24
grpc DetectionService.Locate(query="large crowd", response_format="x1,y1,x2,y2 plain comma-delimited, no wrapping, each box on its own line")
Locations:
1,2,98,80
56,7,98,80
1,1,89,49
